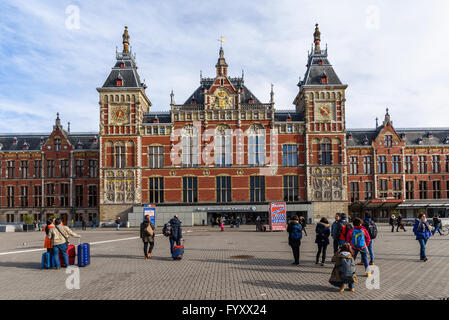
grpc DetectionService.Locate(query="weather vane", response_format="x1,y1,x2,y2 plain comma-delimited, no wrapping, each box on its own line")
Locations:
217,36,226,48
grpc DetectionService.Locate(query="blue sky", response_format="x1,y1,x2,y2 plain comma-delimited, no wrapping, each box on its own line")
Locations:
0,0,448,133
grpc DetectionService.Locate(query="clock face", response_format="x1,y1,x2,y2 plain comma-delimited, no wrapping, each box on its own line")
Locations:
110,106,129,124
315,102,334,121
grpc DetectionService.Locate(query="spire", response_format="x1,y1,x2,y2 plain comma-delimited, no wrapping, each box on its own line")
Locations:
54,112,62,130
122,26,130,53
67,122,70,133
170,90,175,105
383,108,392,126
215,46,228,77
375,117,378,128
270,83,274,104
313,23,321,54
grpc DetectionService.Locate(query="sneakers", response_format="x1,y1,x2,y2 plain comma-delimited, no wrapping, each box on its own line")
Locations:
338,285,345,292
365,271,372,277
349,288,355,292
147,253,152,259
369,262,374,266
423,258,428,262
356,262,364,266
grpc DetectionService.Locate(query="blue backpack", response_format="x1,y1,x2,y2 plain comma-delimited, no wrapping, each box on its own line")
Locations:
290,224,303,240
351,228,366,249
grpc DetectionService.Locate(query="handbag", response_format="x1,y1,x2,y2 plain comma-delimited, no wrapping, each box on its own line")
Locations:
145,224,154,237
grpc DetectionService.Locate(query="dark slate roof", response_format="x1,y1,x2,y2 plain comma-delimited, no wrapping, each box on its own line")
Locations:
143,112,172,124
299,51,343,86
184,77,262,105
0,133,99,151
102,52,144,88
347,128,449,147
274,110,304,122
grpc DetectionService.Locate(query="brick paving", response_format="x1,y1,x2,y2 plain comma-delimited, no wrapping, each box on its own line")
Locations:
0,224,448,300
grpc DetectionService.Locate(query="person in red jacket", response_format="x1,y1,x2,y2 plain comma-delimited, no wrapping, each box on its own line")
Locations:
346,218,372,277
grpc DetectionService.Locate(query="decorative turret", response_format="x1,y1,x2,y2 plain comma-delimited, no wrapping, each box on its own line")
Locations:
313,23,321,54
54,112,62,130
383,108,392,127
122,26,130,53
215,46,228,77
270,83,274,104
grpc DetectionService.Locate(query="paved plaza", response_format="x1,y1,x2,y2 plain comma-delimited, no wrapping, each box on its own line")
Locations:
1,224,449,300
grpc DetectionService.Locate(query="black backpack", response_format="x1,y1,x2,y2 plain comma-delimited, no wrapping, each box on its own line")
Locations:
363,220,378,239
340,256,355,281
337,220,353,239
162,222,172,237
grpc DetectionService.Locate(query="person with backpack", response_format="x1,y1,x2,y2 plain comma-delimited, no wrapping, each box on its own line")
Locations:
336,213,352,248
287,216,302,265
346,218,371,277
329,243,358,292
389,214,396,232
48,218,81,269
396,214,406,232
315,217,330,266
331,213,341,253
140,215,155,259
413,213,433,262
432,215,444,236
167,215,183,255
360,213,377,266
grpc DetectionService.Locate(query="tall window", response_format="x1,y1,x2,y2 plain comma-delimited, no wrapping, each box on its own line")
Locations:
60,183,69,207
216,176,232,203
88,185,98,207
392,156,401,173
46,183,55,207
34,160,42,178
148,146,164,168
215,127,232,167
20,186,28,207
364,182,373,200
432,155,441,173
114,146,126,168
393,179,402,199
419,181,428,199
363,156,372,174
75,160,84,178
88,160,98,178
405,156,413,174
418,156,427,173
183,177,198,203
75,185,84,207
54,138,61,151
61,159,70,178
7,160,15,179
148,177,164,203
47,160,55,178
248,126,265,166
7,186,14,207
446,155,449,173
283,175,298,202
320,142,332,165
250,176,265,202
282,145,298,167
21,161,28,178
182,126,198,167
377,156,387,174
349,157,358,174
350,182,359,202
379,179,388,198
406,181,414,199
447,181,449,199
34,185,42,207
385,135,393,147
433,181,441,199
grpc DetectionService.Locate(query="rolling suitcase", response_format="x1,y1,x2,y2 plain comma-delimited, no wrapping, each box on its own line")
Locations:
41,252,55,269
59,244,76,267
172,245,184,260
77,242,90,267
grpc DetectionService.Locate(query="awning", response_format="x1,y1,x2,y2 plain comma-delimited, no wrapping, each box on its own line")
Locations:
349,199,402,210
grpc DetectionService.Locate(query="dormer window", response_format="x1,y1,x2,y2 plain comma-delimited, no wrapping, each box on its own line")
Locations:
321,74,328,84
116,79,123,86
363,136,369,145
120,62,125,68
40,137,45,144
417,137,423,145
249,97,254,104
427,132,433,138
444,136,449,144
318,59,323,66
347,132,353,140
400,133,406,139
13,137,18,144
93,137,98,144
191,98,196,104
23,142,29,150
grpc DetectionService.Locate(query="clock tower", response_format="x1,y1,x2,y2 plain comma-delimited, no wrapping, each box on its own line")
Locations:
293,24,348,220
97,26,151,222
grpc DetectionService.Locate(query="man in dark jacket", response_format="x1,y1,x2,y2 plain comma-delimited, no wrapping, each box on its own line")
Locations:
315,217,330,265
287,216,302,265
396,214,406,232
331,213,341,253
413,213,432,261
361,213,377,265
140,215,155,259
168,215,183,254
389,215,396,232
432,216,443,236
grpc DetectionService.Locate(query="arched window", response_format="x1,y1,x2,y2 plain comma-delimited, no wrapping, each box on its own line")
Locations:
215,125,232,167
248,124,265,166
182,125,198,167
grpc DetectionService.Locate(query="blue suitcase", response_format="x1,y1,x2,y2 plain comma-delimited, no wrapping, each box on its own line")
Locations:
77,243,90,267
41,252,55,269
172,245,184,260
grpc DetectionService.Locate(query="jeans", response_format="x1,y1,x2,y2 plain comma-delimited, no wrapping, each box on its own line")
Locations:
144,242,154,256
290,244,300,264
367,240,374,263
432,226,443,236
316,243,328,263
53,243,69,268
391,224,395,232
116,224,120,231
333,239,339,253
338,239,346,247
170,238,181,254
353,247,369,271
418,238,428,259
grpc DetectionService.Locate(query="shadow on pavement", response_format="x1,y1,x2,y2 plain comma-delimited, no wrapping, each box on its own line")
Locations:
0,261,42,270
241,280,334,293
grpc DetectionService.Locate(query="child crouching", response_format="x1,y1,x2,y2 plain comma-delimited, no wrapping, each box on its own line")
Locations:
329,243,358,292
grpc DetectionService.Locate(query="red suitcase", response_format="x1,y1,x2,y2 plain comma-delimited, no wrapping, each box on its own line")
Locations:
59,244,76,267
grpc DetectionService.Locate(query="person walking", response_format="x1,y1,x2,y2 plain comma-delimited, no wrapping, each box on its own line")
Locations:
43,219,55,254
168,215,183,254
48,218,81,269
299,216,308,236
329,243,358,292
346,218,372,277
389,215,396,232
236,216,241,228
140,215,155,259
92,216,97,229
115,217,121,231
70,219,75,230
413,213,433,262
37,220,42,232
360,213,377,266
287,216,303,265
432,215,444,236
220,217,224,232
315,217,330,266
396,214,406,232
336,213,352,248
331,213,341,253
82,218,87,231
